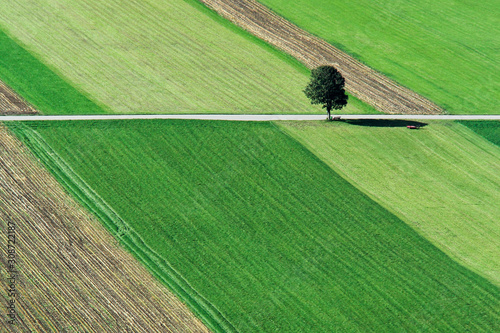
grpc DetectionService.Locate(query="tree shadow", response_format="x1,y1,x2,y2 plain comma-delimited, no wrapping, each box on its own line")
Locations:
344,119,428,128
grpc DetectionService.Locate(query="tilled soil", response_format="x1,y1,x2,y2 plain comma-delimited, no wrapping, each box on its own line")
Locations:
199,0,443,114
0,125,209,332
0,80,37,115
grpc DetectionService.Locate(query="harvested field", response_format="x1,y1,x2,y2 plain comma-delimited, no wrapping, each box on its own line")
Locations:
199,0,443,115
0,80,37,115
0,125,209,332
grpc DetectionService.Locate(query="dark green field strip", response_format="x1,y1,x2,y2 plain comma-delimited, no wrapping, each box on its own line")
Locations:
458,121,500,147
6,122,233,333
0,30,107,115
9,120,500,332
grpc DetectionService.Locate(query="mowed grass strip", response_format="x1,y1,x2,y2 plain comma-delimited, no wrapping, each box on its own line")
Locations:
0,0,371,115
458,121,500,147
258,0,500,114
0,125,210,332
279,120,500,286
0,31,107,115
14,119,500,332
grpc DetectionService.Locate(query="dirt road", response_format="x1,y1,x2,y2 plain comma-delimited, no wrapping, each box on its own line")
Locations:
198,0,443,115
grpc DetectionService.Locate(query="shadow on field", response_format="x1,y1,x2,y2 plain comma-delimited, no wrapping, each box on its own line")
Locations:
344,119,428,128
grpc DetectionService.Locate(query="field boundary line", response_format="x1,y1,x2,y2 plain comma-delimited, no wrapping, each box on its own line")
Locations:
7,123,239,333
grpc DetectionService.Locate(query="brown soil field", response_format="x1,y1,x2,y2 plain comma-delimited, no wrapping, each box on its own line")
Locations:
200,0,443,115
0,125,209,332
0,81,37,115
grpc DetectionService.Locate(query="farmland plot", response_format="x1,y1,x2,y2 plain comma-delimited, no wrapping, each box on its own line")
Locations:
459,121,500,147
0,80,37,115
199,0,442,115
0,31,107,115
0,124,209,332
12,119,500,332
280,120,500,286
0,0,370,115
257,0,500,114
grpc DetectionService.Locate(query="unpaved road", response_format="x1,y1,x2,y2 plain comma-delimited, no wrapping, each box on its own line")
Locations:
199,0,443,115
0,114,498,121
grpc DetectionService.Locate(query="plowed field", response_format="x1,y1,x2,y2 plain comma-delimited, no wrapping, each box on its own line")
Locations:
199,0,443,115
0,80,37,115
0,125,209,332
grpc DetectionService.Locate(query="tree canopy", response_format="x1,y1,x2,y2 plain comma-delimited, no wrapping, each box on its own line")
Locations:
304,66,348,119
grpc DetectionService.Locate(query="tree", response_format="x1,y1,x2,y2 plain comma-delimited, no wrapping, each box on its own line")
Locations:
304,66,348,120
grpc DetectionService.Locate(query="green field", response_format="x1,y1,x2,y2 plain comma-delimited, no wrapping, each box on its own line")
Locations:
459,121,500,147
0,31,107,115
9,119,499,332
258,0,500,114
0,0,374,115
280,120,500,285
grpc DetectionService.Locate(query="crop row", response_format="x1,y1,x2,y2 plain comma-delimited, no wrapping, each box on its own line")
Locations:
0,124,210,332
0,80,37,115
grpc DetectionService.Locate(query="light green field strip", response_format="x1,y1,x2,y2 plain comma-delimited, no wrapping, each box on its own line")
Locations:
0,0,372,114
279,120,500,285
258,0,500,114
8,119,500,332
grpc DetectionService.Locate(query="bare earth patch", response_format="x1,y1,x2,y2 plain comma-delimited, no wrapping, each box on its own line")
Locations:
200,0,443,115
0,80,37,115
0,125,209,332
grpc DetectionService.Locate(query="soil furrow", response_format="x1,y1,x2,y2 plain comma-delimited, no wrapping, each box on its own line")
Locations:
0,125,210,332
199,0,443,114
0,80,38,115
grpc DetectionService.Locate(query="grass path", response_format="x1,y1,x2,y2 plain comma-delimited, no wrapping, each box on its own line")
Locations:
10,119,500,332
279,120,500,285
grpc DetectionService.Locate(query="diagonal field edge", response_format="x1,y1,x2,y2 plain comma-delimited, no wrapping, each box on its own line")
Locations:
197,0,443,115
6,123,239,333
0,79,38,115
0,30,108,115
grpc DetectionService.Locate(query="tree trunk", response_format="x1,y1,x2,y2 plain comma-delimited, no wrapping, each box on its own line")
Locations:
326,107,331,121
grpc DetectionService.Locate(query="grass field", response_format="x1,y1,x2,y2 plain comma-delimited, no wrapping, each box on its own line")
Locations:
459,121,500,147
0,125,209,332
258,0,500,114
0,30,107,115
10,119,499,332
280,120,500,286
0,0,374,115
